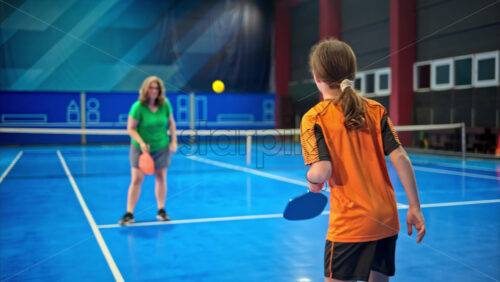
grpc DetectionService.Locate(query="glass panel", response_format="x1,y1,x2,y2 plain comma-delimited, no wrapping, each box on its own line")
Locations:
366,73,375,93
455,58,472,86
418,64,431,88
435,65,450,84
379,74,389,90
478,58,495,80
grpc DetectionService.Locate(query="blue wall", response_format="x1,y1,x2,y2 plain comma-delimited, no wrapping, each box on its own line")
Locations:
0,91,275,145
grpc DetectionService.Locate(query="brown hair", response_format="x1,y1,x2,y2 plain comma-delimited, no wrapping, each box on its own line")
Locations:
309,39,365,129
138,76,166,106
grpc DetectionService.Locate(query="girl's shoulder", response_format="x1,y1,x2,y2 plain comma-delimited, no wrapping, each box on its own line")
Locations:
304,100,332,117
362,97,382,108
301,100,333,128
362,97,387,114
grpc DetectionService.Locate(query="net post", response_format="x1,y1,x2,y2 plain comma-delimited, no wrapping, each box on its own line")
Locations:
80,91,86,144
461,122,466,163
190,92,195,144
246,135,252,165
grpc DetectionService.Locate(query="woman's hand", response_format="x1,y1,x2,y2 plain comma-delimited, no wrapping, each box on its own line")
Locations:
169,141,178,154
140,142,149,153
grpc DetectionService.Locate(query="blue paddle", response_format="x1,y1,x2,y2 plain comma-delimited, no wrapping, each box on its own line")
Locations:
283,189,328,220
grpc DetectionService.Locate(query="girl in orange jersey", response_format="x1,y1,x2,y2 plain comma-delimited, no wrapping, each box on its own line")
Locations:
300,39,425,282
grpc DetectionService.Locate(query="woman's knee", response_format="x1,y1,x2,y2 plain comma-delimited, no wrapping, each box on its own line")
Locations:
132,177,144,186
131,169,145,185
154,168,167,181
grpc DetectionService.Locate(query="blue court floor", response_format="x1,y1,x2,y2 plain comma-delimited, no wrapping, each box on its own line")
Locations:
1,142,499,281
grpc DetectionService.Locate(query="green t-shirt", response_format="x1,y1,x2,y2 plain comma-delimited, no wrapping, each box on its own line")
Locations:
129,99,173,152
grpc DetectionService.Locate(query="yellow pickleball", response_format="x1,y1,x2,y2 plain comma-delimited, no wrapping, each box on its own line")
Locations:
212,80,225,93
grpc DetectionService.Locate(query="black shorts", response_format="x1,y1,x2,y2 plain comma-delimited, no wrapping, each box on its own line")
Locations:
324,235,398,281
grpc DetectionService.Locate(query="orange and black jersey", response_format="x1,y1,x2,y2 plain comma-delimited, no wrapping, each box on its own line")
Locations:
312,113,401,161
301,98,401,242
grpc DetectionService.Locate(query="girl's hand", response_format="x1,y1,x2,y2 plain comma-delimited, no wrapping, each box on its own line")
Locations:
308,182,324,193
407,207,426,243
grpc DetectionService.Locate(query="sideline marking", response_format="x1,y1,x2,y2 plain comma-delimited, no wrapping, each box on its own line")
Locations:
413,166,499,180
98,199,500,229
0,151,23,183
186,155,308,187
57,150,124,282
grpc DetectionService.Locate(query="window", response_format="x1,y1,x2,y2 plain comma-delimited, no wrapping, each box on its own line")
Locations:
454,55,473,88
365,73,375,94
356,68,391,96
474,51,499,87
431,59,453,90
354,73,365,95
414,50,499,91
375,68,390,95
414,62,431,91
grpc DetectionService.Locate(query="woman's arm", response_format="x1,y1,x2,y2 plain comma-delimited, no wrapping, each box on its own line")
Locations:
168,115,177,153
127,116,149,153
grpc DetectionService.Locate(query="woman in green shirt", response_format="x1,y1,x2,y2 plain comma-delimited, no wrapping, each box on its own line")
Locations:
119,76,178,225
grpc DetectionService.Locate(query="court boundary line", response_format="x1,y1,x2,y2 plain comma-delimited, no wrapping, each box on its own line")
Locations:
57,150,124,282
412,165,500,180
98,198,500,229
411,160,500,173
99,213,284,229
186,155,309,187
0,150,23,183
189,155,499,186
419,199,500,208
185,155,499,205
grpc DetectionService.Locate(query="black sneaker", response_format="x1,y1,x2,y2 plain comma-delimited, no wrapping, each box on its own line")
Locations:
156,209,170,221
118,212,135,225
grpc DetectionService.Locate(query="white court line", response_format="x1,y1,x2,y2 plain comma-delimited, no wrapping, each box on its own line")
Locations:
413,161,500,173
97,155,500,230
98,198,500,229
57,150,124,282
413,165,499,180
397,203,409,209
0,150,23,183
186,155,309,187
99,213,284,229
185,155,499,209
189,156,498,189
419,199,500,208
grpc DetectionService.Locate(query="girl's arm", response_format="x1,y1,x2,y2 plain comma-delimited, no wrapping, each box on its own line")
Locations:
306,160,331,192
389,146,426,243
